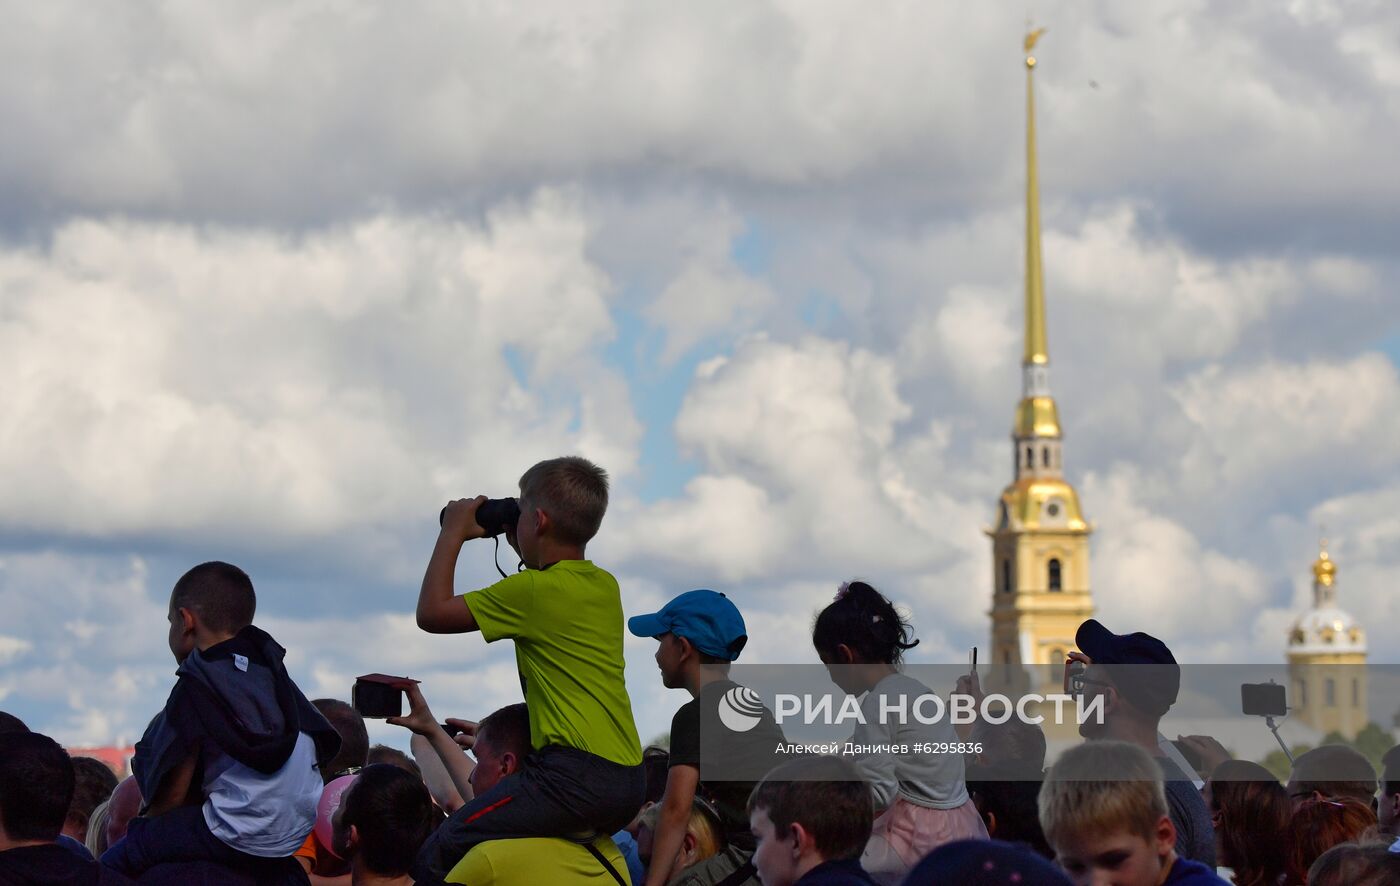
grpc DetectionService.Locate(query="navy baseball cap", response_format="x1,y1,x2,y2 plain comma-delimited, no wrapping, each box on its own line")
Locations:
1075,619,1180,717
904,839,1071,885
628,590,748,662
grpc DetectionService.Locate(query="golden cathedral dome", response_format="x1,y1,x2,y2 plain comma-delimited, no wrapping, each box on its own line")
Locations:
996,476,1087,532
1313,546,1336,587
1288,538,1364,657
1288,607,1365,655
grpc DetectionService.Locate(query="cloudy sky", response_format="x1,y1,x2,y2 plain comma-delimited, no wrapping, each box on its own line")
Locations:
1,0,1398,750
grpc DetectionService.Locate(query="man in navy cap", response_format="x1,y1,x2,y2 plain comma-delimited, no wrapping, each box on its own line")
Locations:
1068,619,1215,867
630,590,785,886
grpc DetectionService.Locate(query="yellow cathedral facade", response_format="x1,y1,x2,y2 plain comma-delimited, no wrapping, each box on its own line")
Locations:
986,32,1094,683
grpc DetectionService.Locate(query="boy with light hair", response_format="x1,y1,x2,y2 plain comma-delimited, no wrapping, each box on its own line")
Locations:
414,456,644,881
1038,741,1225,886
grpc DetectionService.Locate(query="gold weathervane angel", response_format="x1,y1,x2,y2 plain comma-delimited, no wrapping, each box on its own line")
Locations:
1024,27,1047,54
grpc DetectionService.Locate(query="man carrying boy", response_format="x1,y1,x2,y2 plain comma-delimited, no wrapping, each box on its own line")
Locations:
747,756,878,886
630,589,785,886
0,731,136,884
413,457,645,880
1039,741,1226,885
102,561,341,882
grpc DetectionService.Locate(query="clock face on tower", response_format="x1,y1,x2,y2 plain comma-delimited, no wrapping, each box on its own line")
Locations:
1044,498,1064,524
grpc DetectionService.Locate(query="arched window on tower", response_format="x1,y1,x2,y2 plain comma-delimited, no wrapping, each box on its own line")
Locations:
1047,558,1062,591
1001,559,1012,593
1025,446,1033,469
1042,446,1051,467
1352,679,1359,706
1325,679,1336,707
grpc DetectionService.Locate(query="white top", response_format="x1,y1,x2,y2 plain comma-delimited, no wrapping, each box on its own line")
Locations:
202,731,323,857
1288,606,1367,655
847,671,970,810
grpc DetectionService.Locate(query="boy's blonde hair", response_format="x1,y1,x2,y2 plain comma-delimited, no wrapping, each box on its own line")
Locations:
1038,741,1168,848
638,799,724,861
518,456,609,545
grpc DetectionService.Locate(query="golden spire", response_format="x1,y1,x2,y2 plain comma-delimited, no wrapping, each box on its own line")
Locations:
1023,27,1048,366
1012,27,1060,442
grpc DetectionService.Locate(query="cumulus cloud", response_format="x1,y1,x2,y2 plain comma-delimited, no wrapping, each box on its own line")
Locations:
0,191,635,556
0,635,33,666
608,334,1011,644
640,206,778,364
1,1,1396,253
1082,467,1274,660
0,553,170,744
1167,353,1400,524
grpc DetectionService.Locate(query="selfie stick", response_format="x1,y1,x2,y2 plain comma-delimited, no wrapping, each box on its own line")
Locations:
1266,715,1293,764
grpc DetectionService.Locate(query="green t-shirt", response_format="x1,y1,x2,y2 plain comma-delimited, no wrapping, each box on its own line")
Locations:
464,560,642,766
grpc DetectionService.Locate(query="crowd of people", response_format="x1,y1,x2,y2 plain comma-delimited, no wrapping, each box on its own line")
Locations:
2,456,1399,885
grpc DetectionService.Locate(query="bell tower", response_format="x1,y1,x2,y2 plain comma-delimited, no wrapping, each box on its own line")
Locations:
987,30,1094,688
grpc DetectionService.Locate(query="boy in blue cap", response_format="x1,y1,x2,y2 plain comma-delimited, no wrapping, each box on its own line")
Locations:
630,590,785,886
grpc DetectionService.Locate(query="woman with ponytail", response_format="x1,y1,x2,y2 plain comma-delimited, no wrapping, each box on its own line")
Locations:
812,581,987,885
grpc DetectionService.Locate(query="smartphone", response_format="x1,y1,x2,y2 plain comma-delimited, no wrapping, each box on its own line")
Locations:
969,647,977,675
441,722,464,738
1241,682,1287,718
1065,659,1087,696
352,673,419,719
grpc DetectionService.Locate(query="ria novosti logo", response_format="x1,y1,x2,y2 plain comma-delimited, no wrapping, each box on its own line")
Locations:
717,688,1105,730
717,686,766,732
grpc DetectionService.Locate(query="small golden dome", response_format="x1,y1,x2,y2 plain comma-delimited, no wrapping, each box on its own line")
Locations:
1313,543,1336,587
1014,396,1062,439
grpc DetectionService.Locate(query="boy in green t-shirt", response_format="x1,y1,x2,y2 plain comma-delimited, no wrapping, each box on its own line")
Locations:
411,456,645,882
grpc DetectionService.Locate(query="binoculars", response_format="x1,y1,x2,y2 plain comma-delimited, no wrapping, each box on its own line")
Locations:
439,498,521,537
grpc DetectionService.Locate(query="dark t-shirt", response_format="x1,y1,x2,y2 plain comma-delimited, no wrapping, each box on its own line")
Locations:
670,679,788,849
1163,856,1229,884
1157,757,1215,868
0,843,136,885
793,859,878,886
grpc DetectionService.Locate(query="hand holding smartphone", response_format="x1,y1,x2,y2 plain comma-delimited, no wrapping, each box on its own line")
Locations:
352,673,421,718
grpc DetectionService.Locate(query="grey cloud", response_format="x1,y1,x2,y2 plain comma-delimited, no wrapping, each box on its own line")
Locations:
3,2,1397,261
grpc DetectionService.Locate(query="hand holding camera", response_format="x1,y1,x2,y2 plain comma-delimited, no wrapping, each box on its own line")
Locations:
442,718,480,751
385,682,442,738
1063,650,1092,695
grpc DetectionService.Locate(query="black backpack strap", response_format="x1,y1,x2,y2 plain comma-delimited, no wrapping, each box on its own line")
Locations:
584,839,629,886
715,860,758,886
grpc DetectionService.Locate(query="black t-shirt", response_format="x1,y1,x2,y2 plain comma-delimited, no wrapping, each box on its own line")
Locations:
670,679,788,850
0,844,136,885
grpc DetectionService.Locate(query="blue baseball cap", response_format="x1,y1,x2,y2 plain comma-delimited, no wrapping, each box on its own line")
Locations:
628,590,748,662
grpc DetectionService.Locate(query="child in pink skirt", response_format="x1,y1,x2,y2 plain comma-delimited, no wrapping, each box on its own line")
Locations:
813,581,987,885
